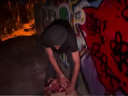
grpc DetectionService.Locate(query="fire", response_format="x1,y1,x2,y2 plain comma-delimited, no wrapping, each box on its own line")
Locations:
1,20,36,41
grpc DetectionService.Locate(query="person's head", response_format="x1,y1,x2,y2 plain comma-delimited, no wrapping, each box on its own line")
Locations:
42,25,67,50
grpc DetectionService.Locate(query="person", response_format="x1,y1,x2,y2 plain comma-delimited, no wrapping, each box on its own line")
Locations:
41,19,80,95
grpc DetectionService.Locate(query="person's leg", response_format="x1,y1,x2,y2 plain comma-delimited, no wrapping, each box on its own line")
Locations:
65,50,79,90
44,51,60,85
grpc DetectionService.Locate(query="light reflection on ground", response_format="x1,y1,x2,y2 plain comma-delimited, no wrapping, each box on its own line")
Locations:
1,20,36,41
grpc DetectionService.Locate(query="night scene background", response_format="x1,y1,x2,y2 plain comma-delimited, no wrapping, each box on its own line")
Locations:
0,0,128,95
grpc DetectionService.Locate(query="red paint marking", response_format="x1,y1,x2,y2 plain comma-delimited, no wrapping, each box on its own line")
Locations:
79,0,128,94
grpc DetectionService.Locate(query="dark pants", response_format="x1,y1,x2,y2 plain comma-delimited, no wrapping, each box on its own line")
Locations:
44,49,79,90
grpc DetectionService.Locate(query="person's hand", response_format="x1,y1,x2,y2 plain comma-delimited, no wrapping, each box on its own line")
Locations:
59,75,70,88
65,84,75,95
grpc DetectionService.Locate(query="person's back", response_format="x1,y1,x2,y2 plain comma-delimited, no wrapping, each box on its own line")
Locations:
41,19,78,53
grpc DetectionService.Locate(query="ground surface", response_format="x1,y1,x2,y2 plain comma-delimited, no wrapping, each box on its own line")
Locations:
0,35,89,95
0,35,48,95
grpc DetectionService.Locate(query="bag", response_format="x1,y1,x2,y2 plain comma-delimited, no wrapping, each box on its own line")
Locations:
44,77,77,96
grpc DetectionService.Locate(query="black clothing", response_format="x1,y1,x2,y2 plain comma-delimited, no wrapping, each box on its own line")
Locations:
41,19,78,53
44,50,79,90
42,19,79,90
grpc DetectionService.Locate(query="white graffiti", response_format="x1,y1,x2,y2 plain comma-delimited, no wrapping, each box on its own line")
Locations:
73,1,90,25
58,3,71,22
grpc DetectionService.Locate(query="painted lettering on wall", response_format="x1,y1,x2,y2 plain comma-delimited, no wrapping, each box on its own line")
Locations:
79,0,128,95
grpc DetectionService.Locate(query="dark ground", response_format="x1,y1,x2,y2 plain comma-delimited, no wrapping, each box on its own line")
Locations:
0,35,48,95
0,35,89,95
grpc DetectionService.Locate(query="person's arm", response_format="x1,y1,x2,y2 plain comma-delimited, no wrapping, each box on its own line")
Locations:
45,47,63,76
66,50,80,94
70,50,80,87
45,47,70,87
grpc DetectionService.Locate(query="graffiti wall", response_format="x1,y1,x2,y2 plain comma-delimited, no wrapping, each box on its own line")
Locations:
78,0,128,95
34,0,128,95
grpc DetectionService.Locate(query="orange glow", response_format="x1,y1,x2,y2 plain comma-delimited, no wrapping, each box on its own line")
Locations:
1,20,36,41
43,0,46,3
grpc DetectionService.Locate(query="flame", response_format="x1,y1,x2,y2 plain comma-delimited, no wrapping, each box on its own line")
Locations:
1,20,36,41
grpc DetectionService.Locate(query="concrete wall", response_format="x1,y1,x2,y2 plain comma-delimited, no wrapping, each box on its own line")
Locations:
34,0,128,95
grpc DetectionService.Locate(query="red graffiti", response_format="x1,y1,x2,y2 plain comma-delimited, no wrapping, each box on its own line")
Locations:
79,0,128,94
